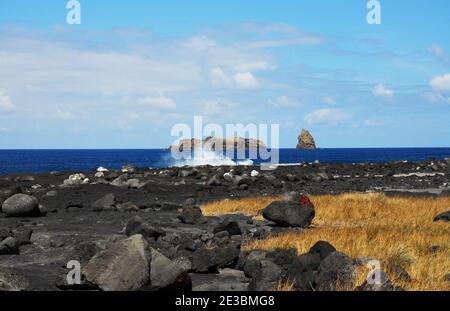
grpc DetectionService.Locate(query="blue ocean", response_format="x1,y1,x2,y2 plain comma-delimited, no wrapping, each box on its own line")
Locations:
0,148,449,176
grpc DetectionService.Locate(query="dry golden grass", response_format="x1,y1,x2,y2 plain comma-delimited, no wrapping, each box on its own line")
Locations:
201,196,278,218
202,193,450,291
272,279,296,291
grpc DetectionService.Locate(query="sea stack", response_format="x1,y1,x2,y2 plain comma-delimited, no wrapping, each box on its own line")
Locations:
297,129,317,150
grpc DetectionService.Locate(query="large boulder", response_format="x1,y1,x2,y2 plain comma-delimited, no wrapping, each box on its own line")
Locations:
243,250,267,278
91,193,116,212
433,211,450,222
178,206,207,225
125,216,165,240
315,251,357,291
192,246,240,273
0,237,20,255
286,253,321,290
262,195,315,228
11,227,33,246
0,268,29,291
309,241,336,260
214,220,242,236
110,174,129,187
149,248,191,291
248,259,282,291
191,269,250,291
1,194,41,217
83,235,150,291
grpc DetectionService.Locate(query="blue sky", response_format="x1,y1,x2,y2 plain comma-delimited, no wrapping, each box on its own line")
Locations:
0,0,449,148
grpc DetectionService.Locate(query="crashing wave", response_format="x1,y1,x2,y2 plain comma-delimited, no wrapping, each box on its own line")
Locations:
172,148,253,167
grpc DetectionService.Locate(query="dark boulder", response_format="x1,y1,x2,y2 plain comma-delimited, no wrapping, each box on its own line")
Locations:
125,216,166,240
91,193,116,212
83,235,150,291
262,195,315,227
309,241,336,260
0,237,20,255
315,251,357,291
1,194,41,217
266,248,298,268
11,227,32,246
287,253,321,291
248,259,282,291
149,248,192,291
213,220,242,236
192,246,240,273
433,211,450,222
178,206,207,225
243,250,267,278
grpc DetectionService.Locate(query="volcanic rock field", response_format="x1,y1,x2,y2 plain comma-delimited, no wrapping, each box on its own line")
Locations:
0,159,449,291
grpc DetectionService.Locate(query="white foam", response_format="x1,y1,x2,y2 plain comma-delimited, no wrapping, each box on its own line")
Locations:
172,148,253,167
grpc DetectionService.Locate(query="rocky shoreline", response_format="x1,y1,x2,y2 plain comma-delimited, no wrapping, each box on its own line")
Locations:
0,159,449,291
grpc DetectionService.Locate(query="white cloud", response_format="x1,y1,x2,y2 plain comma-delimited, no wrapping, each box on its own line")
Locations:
372,84,394,98
429,73,450,93
268,96,301,108
0,36,203,97
304,108,351,125
210,67,231,87
53,109,75,120
422,92,450,104
240,22,325,49
137,95,177,110
181,36,216,51
0,89,15,112
245,37,324,49
233,72,259,89
428,44,445,57
363,119,384,127
201,99,238,120
233,61,274,72
322,96,336,105
428,44,450,65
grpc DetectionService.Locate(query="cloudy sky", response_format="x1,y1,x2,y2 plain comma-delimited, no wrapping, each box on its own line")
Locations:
0,0,449,149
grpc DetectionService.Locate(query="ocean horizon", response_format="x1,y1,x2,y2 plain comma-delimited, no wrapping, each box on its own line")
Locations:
1,147,449,175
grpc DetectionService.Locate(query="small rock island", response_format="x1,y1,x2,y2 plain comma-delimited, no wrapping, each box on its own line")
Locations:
297,129,317,150
170,136,267,152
